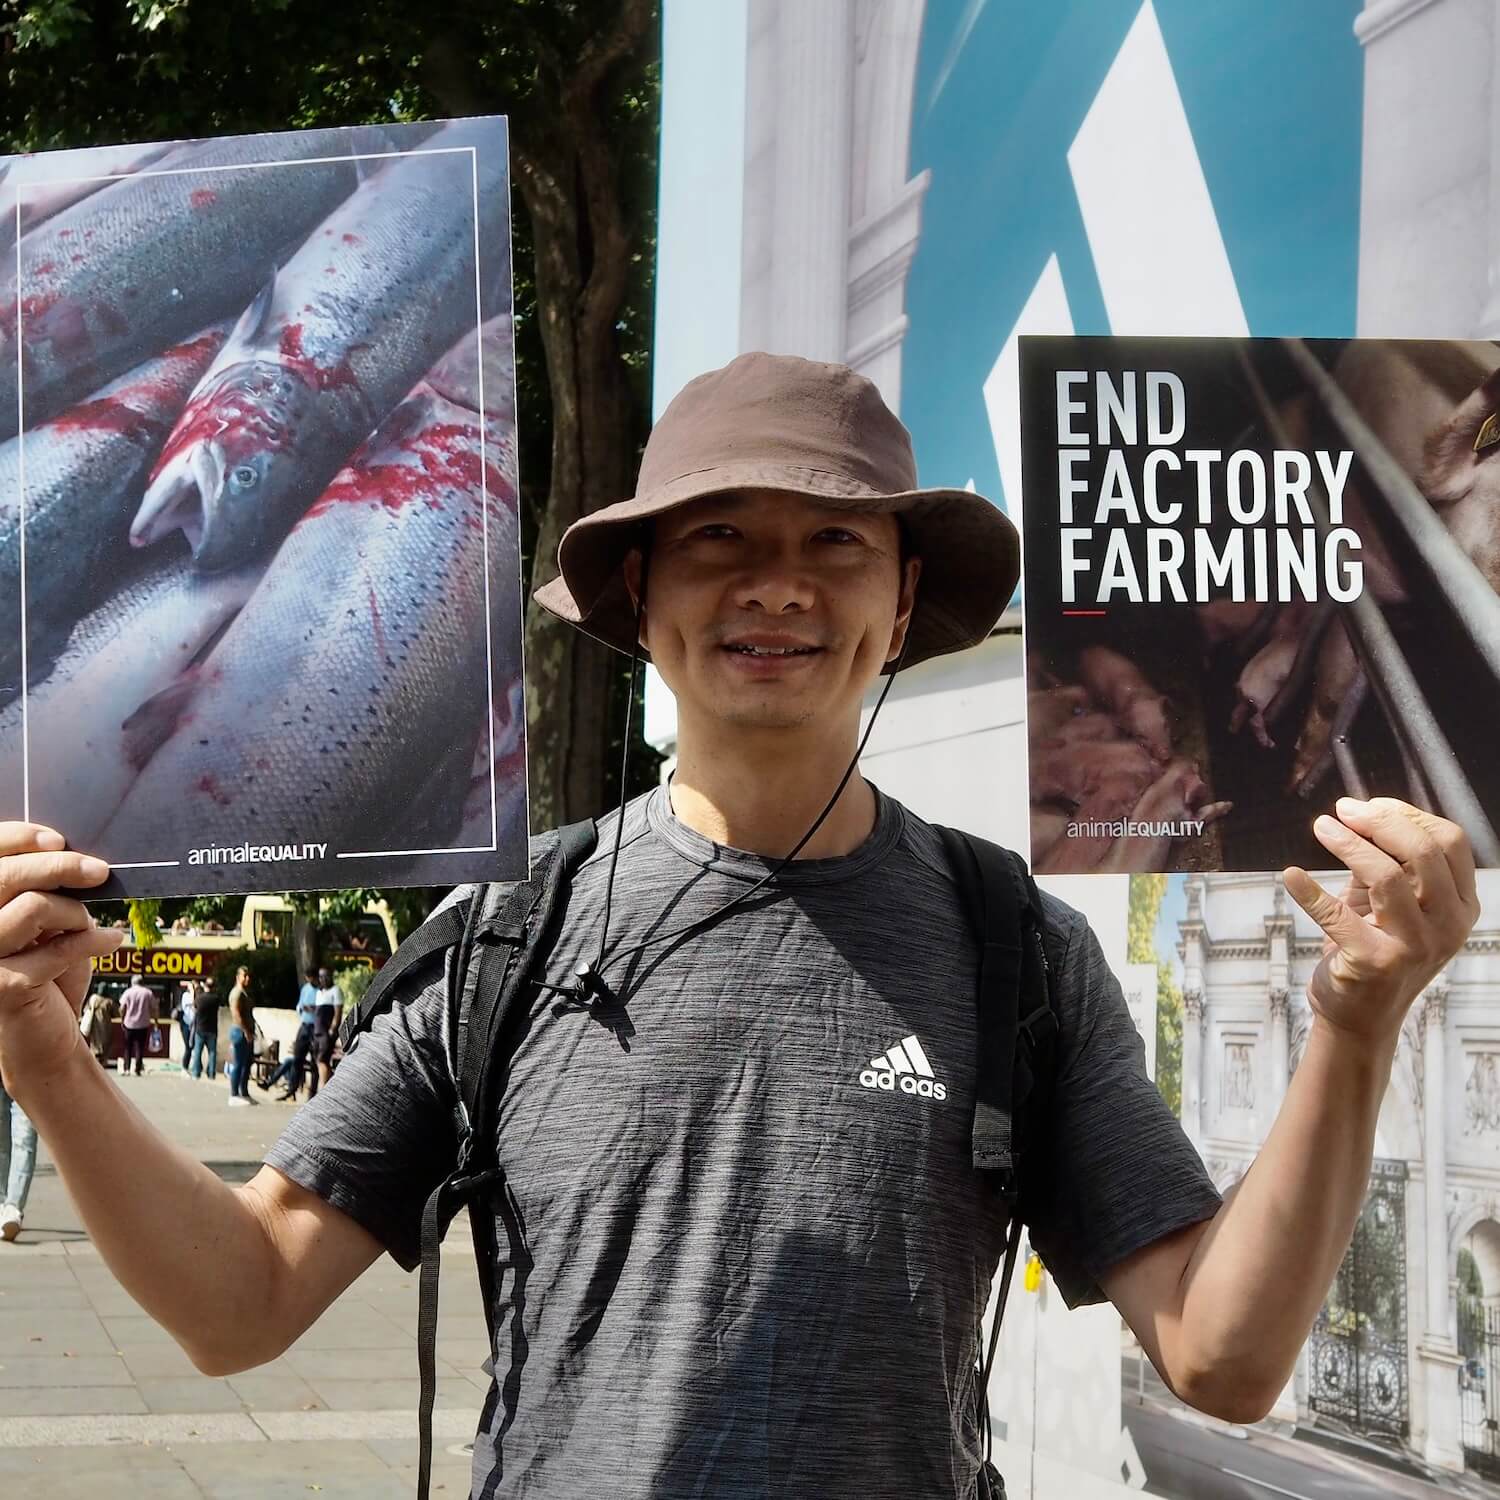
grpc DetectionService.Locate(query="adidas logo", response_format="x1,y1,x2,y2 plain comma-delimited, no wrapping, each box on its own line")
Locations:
859,1034,948,1101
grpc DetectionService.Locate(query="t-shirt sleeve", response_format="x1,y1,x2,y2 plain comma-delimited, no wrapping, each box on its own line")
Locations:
1019,900,1222,1309
262,952,460,1272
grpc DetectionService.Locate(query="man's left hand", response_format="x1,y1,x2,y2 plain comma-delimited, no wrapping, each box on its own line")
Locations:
1283,796,1479,1049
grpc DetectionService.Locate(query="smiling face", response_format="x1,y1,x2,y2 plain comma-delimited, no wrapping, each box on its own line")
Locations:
627,490,920,737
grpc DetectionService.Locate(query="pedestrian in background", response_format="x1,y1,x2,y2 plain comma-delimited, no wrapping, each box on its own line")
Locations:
118,978,156,1078
174,979,197,1075
262,970,318,1101
312,967,341,1093
190,979,221,1081
0,1069,36,1242
226,968,256,1108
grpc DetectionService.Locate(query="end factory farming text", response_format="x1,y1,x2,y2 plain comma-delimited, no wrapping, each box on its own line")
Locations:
1020,334,1500,875
0,118,527,898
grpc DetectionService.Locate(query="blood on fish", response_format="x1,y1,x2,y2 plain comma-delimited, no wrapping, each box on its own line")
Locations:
29,260,56,276
195,773,232,807
189,188,218,209
277,321,359,393
1,291,92,359
341,233,360,245
151,378,288,481
300,416,487,521
46,398,161,443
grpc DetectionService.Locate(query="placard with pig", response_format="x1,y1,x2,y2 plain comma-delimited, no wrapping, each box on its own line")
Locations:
0,117,528,898
1019,334,1500,874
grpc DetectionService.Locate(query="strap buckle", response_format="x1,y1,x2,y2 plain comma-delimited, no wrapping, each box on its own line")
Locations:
1018,1003,1058,1050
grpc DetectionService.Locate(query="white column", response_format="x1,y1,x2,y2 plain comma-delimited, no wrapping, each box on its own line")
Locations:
1179,878,1207,1147
1268,990,1290,1109
1266,882,1293,1113
1418,977,1464,1471
1476,9,1500,336
767,0,853,360
1182,990,1204,1149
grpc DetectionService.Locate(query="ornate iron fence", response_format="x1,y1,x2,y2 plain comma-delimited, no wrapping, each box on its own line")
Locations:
1307,1158,1409,1440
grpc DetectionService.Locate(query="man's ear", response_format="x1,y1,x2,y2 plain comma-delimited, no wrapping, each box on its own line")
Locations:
622,547,648,649
886,555,922,663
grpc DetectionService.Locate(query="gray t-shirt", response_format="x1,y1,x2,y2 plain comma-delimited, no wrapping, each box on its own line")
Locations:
265,786,1219,1499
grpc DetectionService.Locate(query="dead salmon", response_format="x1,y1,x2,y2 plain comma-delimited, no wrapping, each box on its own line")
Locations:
97,327,521,883
0,127,371,439
0,552,261,839
0,326,228,699
0,141,177,255
131,116,510,572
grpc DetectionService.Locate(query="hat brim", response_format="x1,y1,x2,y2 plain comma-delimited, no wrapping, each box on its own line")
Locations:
531,462,1020,672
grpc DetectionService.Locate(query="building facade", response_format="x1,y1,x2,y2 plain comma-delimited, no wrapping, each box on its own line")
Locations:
1178,871,1500,1474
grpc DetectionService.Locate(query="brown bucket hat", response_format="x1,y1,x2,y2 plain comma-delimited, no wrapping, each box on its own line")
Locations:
532,351,1020,670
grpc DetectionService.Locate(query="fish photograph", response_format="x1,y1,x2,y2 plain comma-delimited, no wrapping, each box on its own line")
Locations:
1019,333,1500,875
0,116,528,898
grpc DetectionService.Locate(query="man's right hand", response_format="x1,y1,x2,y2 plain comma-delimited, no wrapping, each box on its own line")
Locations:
0,822,124,1088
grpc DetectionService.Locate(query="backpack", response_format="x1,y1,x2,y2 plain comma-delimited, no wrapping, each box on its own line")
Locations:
339,820,1060,1500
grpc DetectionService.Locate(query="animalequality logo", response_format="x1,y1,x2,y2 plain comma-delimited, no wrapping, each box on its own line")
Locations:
860,1034,948,1101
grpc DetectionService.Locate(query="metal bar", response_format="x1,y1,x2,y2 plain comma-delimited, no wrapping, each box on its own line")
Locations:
1331,732,1369,803
1238,353,1500,863
1282,336,1500,687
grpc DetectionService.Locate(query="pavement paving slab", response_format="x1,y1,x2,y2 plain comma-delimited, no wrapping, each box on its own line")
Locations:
0,1063,485,1497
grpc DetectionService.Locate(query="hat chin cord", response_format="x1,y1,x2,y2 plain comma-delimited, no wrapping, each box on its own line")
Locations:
543,584,914,1012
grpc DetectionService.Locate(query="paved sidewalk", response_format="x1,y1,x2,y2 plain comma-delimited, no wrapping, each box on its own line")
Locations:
0,1059,486,1497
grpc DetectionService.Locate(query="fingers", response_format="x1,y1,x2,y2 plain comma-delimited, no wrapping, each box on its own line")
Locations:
0,847,110,908
0,925,124,995
1311,811,1423,931
1283,864,1378,959
1332,796,1463,914
0,823,67,858
0,890,94,957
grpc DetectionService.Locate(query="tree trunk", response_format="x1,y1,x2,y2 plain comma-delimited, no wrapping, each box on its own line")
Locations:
513,0,655,831
424,0,657,831
292,914,319,981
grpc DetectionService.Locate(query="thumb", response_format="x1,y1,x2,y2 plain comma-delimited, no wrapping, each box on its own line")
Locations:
1283,866,1376,959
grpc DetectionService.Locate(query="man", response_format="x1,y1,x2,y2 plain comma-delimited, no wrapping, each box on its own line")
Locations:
225,967,255,1108
189,976,220,1081
173,978,197,1075
117,977,156,1078
261,971,318,1100
0,354,1479,1498
0,1069,36,1242
311,968,340,1092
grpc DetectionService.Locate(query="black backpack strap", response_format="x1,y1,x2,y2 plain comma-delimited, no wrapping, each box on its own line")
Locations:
937,826,1061,1488
336,903,467,1054
937,826,1025,1191
414,818,598,1500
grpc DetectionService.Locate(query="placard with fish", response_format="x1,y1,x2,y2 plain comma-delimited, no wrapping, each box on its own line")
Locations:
0,117,528,897
1020,334,1500,874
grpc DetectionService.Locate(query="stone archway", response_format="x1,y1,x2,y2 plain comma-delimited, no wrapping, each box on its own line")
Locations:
1457,1217,1500,1477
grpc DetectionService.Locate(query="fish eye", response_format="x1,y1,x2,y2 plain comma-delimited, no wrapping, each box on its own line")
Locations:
230,465,259,490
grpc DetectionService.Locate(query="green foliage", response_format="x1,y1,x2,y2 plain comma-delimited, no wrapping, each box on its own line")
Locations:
180,893,242,930
334,964,373,1012
1459,1247,1484,1358
127,898,161,948
1127,874,1181,1115
206,942,296,1007
1127,874,1165,963
1154,959,1183,1118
